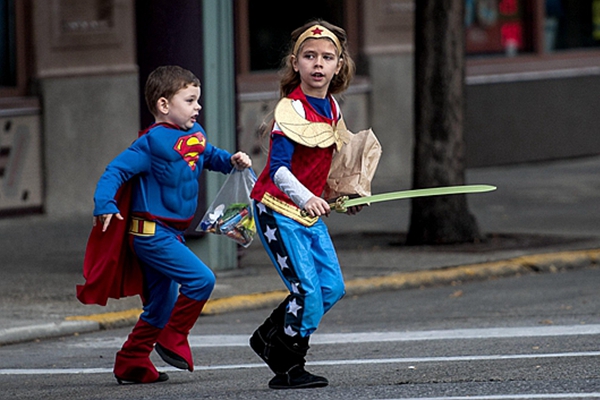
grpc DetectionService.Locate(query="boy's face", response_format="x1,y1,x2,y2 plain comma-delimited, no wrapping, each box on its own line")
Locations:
160,84,201,130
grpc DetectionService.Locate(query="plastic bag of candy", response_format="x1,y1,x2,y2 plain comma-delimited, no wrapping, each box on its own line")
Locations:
197,168,257,247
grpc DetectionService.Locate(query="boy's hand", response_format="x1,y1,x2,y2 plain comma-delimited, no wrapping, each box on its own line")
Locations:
231,152,252,170
93,213,124,232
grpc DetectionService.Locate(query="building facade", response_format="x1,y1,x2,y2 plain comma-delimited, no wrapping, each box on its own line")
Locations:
1,1,599,239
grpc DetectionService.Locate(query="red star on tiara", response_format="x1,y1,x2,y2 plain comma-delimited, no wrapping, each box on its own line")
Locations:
311,27,324,35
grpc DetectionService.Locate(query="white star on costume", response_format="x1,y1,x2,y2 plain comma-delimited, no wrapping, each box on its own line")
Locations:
256,203,267,214
284,325,298,337
287,298,302,317
276,254,289,270
263,225,277,243
291,282,300,294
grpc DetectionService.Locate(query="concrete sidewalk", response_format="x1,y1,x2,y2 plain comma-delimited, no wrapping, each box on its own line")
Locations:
2,156,600,345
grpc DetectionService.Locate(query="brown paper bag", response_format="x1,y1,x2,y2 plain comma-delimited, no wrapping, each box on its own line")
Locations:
324,128,382,199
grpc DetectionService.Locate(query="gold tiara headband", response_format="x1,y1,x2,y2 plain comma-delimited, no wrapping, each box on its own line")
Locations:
293,25,342,55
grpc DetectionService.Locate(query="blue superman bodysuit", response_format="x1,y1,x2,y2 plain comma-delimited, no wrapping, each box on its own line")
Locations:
91,122,233,328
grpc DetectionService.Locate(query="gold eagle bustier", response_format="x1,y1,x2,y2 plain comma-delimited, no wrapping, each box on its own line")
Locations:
273,98,351,151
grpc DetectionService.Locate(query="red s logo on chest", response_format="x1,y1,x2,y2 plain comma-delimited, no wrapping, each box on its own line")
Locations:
174,133,206,170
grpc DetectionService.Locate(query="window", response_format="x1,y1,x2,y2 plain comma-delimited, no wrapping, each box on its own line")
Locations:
546,0,600,51
246,0,344,71
0,0,16,87
465,0,533,55
0,0,27,98
465,0,600,57
235,0,360,78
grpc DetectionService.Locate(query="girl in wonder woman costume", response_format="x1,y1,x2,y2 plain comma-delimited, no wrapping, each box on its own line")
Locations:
249,20,360,389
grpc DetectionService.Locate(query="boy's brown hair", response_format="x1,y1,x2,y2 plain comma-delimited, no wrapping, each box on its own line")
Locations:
144,65,201,116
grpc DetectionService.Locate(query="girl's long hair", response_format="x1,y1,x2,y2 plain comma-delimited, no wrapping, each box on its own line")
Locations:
279,19,355,98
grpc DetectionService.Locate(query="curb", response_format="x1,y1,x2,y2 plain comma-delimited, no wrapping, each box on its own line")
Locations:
0,320,99,346
3,248,600,346
345,248,600,294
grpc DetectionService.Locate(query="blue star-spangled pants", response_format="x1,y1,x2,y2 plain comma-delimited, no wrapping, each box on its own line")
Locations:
254,201,346,338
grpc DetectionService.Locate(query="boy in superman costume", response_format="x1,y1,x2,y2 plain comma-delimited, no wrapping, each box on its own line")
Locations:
77,65,251,384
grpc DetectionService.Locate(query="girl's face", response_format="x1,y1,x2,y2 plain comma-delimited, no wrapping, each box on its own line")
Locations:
158,84,202,130
292,38,343,99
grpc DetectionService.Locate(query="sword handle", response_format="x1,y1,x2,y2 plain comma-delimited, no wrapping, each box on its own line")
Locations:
329,196,350,213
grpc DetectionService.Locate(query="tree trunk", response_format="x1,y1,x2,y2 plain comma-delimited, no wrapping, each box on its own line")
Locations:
407,0,481,245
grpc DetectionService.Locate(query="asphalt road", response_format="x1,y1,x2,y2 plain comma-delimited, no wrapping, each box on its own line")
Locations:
1,266,599,400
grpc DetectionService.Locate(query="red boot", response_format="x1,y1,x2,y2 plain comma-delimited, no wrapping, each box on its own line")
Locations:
155,294,207,372
113,319,168,384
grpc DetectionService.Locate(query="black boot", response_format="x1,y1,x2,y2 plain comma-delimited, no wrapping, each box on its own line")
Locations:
268,364,329,389
249,298,288,364
267,335,328,390
250,299,328,389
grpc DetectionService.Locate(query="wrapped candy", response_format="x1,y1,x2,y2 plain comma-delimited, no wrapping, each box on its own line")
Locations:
200,203,256,247
197,169,257,247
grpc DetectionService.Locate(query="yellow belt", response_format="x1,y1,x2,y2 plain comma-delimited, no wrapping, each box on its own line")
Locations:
129,217,156,237
260,193,318,227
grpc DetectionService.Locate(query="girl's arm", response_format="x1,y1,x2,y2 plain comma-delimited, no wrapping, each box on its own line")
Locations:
270,134,330,216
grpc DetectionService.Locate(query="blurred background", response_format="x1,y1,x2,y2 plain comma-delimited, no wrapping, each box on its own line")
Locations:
1,0,599,266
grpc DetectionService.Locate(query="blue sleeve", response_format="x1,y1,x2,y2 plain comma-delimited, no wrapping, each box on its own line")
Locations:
269,134,295,181
202,141,234,174
93,136,151,216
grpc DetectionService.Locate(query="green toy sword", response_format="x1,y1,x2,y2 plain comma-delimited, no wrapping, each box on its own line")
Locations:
329,184,497,213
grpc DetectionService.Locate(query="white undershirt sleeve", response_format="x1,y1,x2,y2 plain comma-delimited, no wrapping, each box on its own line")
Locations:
273,166,314,209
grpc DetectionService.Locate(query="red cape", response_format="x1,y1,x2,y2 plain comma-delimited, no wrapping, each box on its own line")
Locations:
77,124,181,306
76,182,144,306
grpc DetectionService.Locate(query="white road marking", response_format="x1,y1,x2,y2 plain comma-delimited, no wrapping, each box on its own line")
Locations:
377,394,600,400
309,351,600,366
2,350,600,375
3,325,599,400
69,324,600,349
